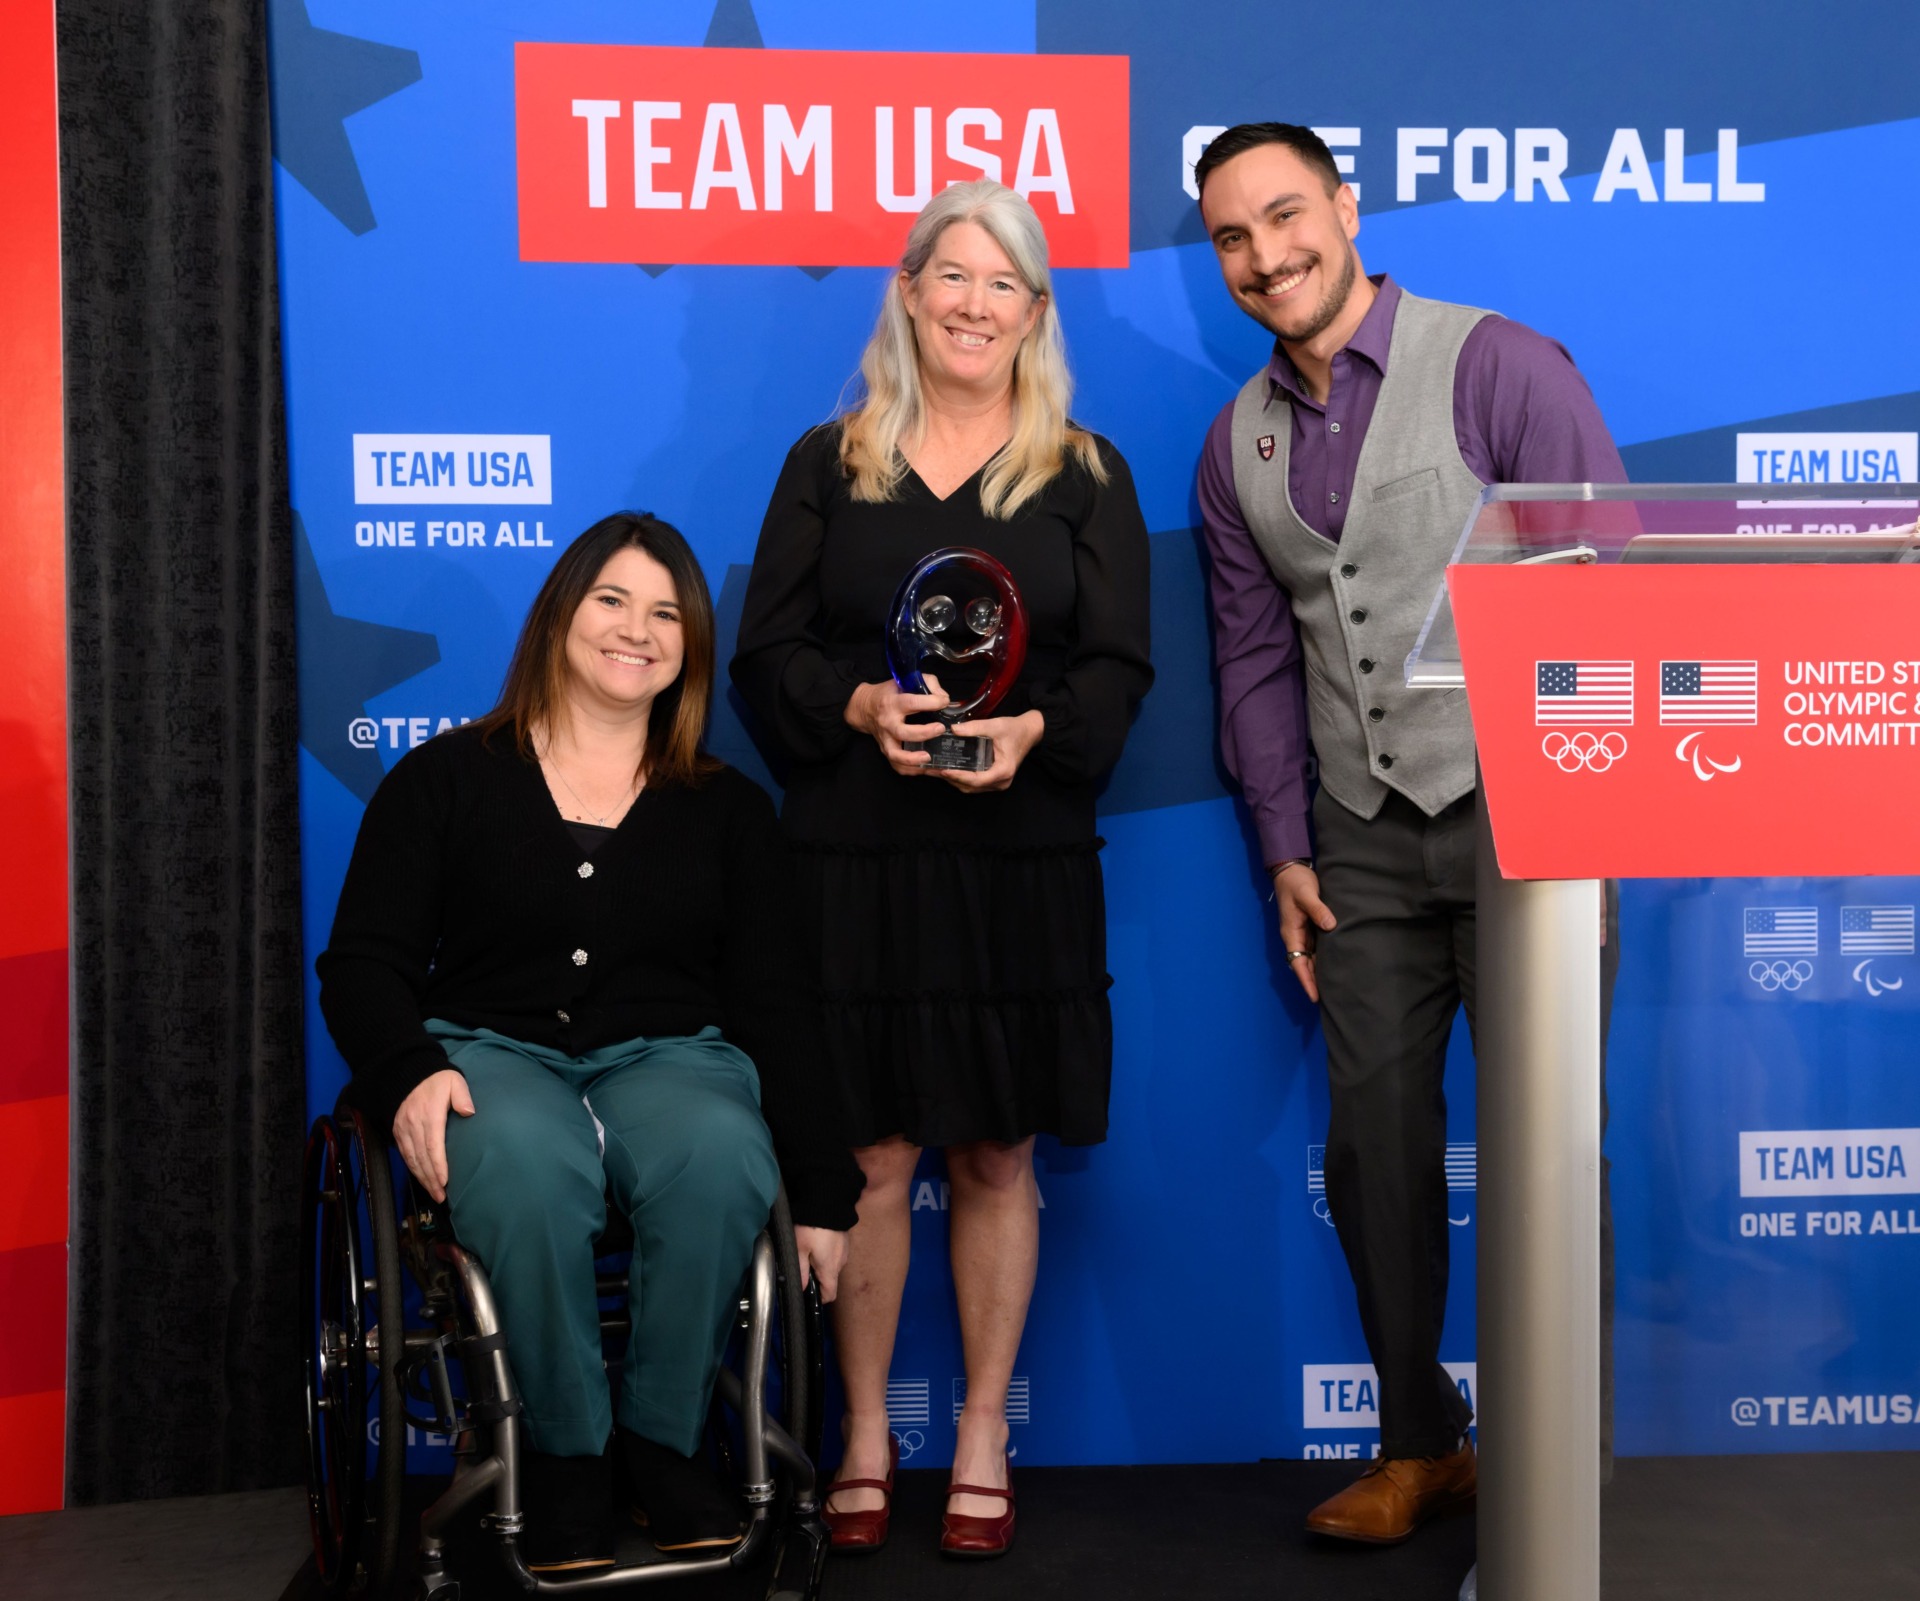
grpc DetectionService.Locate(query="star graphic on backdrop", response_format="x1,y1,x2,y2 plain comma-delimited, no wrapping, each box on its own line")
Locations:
636,1,835,280
267,0,422,235
638,1,764,276
293,512,442,801
705,0,764,47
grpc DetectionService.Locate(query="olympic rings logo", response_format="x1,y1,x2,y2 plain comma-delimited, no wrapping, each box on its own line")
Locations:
1541,731,1627,772
1748,961,1813,991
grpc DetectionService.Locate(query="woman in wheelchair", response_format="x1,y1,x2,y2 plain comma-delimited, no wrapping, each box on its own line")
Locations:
317,512,862,1573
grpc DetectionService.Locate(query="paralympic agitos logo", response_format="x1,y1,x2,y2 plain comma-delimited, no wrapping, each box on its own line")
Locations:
515,44,1130,268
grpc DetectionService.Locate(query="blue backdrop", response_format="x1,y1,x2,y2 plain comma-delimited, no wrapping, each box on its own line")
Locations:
270,0,1920,1469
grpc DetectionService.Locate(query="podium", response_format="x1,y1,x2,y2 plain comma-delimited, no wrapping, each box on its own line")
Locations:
1405,482,1920,1601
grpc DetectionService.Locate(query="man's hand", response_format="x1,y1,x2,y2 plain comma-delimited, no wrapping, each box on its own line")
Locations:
1274,861,1336,1003
792,1226,849,1302
844,676,950,775
391,1069,475,1203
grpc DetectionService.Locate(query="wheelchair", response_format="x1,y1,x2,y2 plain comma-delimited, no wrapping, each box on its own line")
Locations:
301,1094,830,1601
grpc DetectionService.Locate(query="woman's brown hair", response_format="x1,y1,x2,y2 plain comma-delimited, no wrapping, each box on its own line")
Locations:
474,511,722,787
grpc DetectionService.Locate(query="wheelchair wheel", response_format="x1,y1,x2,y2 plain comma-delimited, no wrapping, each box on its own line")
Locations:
302,1107,407,1595
764,1187,830,1601
768,1186,822,1464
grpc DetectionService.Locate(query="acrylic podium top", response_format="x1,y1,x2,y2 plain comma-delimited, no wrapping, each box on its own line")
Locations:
1407,482,1920,693
1407,483,1920,879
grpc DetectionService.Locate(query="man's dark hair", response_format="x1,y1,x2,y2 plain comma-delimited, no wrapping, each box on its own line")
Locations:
1193,123,1342,201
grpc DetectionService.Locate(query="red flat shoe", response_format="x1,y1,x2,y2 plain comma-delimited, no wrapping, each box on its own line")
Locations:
822,1436,898,1553
940,1468,1015,1558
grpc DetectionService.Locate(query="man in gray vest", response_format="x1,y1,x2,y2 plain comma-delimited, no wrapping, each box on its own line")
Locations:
1194,123,1625,1545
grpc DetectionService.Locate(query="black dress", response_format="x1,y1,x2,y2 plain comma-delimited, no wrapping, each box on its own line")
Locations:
730,424,1152,1148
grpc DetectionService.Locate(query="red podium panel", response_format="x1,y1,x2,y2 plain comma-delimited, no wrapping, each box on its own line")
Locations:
1452,563,1920,879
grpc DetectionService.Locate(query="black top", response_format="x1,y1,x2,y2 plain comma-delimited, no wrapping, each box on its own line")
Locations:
316,724,864,1228
730,424,1154,847
565,819,616,855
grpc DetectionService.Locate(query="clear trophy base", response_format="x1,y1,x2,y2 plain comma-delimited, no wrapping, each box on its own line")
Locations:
923,731,994,771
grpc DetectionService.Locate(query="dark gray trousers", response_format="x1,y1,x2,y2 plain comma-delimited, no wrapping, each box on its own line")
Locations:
1312,787,1618,1463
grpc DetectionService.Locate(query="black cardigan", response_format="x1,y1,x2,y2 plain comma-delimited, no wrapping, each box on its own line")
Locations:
316,724,864,1229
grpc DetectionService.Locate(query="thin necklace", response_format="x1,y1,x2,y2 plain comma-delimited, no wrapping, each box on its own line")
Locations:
542,746,641,826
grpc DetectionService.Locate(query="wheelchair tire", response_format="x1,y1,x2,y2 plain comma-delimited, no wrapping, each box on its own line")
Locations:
302,1107,407,1597
768,1186,820,1464
345,1106,408,1595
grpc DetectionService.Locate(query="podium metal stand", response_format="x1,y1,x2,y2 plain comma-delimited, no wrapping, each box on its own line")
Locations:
1473,805,1602,1600
1408,482,1920,1601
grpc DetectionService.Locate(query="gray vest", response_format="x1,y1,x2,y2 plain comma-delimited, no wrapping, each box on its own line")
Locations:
1230,291,1489,822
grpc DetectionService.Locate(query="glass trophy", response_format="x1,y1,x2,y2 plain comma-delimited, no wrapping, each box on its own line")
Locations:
884,546,1028,771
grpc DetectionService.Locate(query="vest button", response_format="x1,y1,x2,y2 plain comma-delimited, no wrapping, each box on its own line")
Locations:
1369,707,1385,722
1359,658,1375,673
1340,563,1358,578
1350,608,1367,624
1378,754,1394,769
556,1009,571,1024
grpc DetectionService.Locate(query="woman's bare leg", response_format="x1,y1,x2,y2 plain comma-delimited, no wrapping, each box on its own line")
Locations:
944,1136,1038,1518
826,1136,921,1514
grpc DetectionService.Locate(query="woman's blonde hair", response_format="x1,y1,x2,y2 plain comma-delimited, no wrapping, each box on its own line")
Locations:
838,180,1106,518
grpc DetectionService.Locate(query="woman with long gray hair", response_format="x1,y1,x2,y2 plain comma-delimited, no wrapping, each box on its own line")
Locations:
732,181,1151,1559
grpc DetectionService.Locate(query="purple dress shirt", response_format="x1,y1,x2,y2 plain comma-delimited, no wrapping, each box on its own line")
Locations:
1198,277,1629,867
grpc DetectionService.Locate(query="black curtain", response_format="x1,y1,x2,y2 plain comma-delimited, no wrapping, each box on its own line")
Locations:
59,0,306,1501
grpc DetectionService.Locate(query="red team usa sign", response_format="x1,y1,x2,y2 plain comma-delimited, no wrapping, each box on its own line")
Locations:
515,44,1130,267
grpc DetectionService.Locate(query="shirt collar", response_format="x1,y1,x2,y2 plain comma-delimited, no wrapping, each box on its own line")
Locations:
1264,274,1400,409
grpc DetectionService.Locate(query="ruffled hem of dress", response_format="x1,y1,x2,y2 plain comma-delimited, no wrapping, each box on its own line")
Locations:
819,979,1112,1006
851,1114,1112,1149
792,836,1104,859
799,844,1108,995
821,987,1113,1148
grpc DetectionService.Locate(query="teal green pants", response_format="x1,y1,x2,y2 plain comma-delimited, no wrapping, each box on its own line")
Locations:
429,1021,779,1459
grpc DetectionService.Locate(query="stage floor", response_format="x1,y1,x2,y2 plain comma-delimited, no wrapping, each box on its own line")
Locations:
1,1456,1915,1600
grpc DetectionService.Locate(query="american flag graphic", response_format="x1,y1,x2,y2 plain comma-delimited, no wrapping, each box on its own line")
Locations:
954,1377,1029,1425
1535,660,1633,725
1840,905,1915,955
1312,1143,1476,1192
1744,907,1818,955
1660,661,1758,725
886,1379,931,1427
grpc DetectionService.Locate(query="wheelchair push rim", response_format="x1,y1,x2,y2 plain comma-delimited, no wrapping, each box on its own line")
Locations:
302,1107,407,1596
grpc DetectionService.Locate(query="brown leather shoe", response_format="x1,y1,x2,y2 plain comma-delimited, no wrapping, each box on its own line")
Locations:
1305,1442,1477,1544
822,1436,898,1553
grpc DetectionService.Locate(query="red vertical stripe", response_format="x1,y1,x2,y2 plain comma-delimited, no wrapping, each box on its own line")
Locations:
0,0,69,1514
0,949,69,1105
0,1245,66,1397
0,1098,67,1252
0,1392,66,1515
